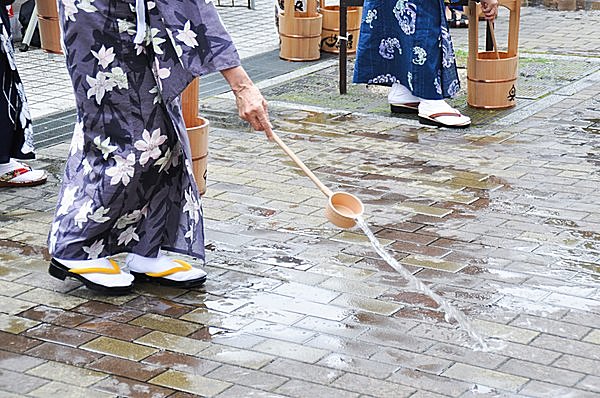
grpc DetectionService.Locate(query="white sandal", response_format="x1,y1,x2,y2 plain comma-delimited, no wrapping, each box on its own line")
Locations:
0,162,47,187
126,252,207,288
49,258,134,295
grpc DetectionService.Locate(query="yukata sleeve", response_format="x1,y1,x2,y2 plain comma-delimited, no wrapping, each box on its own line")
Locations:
151,0,242,103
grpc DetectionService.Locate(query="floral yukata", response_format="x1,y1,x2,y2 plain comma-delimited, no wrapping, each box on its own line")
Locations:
353,0,460,100
0,1,34,163
49,0,241,261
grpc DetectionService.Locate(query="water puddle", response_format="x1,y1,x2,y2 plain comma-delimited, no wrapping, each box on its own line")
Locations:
355,216,488,350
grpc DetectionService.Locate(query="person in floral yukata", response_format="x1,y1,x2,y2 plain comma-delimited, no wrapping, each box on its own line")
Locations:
48,0,273,295
353,0,498,128
0,0,47,187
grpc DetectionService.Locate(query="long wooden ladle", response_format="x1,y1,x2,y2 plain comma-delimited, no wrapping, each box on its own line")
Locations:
271,132,364,228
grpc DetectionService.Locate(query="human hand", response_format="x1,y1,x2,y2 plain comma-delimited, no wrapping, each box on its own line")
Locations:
233,83,274,140
480,0,498,20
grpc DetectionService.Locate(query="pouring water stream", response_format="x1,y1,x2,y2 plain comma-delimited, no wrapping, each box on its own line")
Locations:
355,216,488,350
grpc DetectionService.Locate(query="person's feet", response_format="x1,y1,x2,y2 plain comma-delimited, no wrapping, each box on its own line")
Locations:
0,159,47,187
126,252,207,288
388,82,420,114
49,257,134,295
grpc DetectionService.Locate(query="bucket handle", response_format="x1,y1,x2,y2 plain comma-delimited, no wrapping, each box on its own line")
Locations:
487,20,500,60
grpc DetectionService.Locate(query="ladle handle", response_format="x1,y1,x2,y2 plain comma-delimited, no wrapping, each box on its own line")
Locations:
487,19,500,60
271,132,333,198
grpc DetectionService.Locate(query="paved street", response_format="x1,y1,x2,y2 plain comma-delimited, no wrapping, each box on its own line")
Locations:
1,2,600,397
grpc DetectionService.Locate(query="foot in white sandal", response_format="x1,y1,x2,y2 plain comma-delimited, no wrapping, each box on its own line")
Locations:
418,99,471,128
0,159,47,187
388,82,420,114
126,252,207,288
49,257,134,295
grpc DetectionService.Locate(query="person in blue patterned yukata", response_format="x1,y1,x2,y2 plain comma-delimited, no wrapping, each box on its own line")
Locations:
354,0,498,128
0,0,47,187
48,0,274,295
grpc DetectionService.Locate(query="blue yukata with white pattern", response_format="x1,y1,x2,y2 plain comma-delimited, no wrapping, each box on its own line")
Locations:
353,0,461,100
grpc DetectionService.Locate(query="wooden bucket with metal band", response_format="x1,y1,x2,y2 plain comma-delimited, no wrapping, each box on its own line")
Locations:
319,6,362,54
278,0,322,61
36,0,63,54
182,79,209,195
467,0,520,109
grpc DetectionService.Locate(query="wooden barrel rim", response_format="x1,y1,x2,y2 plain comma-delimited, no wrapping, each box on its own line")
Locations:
280,33,322,39
192,153,208,161
467,76,517,84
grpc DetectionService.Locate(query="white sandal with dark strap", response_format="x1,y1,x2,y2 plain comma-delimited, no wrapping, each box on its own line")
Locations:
0,163,47,187
419,111,471,128
48,258,134,295
126,253,207,288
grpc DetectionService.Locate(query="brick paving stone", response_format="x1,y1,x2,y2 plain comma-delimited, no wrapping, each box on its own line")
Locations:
253,339,329,363
583,329,600,344
331,373,415,398
530,334,600,361
76,318,150,341
370,347,453,375
508,313,591,339
553,354,600,377
262,357,344,385
305,334,380,359
424,342,507,370
92,375,174,398
242,320,315,344
577,374,600,393
317,353,399,379
387,368,471,397
143,351,220,376
0,296,37,315
81,336,158,361
442,363,528,393
149,369,232,396
0,279,34,297
26,361,107,387
471,319,540,344
87,356,165,382
135,331,210,355
518,380,599,398
0,369,49,394
24,342,102,367
358,327,434,353
0,313,39,334
123,296,194,318
73,301,143,323
206,364,289,391
499,358,585,387
129,313,201,336
215,385,288,398
24,323,97,347
198,345,274,370
0,330,43,353
19,305,93,328
275,379,359,398
0,350,46,372
16,288,88,310
28,381,115,398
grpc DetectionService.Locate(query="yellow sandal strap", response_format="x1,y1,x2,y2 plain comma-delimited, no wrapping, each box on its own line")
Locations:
146,259,192,277
69,259,121,275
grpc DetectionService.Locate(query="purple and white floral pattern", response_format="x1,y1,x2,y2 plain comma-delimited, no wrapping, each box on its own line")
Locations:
49,0,241,261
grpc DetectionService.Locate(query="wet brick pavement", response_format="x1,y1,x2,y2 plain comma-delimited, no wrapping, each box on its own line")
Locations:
1,3,600,398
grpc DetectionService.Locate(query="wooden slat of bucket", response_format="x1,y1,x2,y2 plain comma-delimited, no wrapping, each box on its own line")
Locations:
182,78,200,127
320,6,361,54
279,0,322,61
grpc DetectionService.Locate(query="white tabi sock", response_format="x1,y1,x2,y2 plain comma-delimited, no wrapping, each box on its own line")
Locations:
55,257,134,287
388,83,421,104
126,252,207,282
418,99,471,126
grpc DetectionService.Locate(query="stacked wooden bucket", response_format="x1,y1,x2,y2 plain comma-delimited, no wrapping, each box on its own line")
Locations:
467,0,521,109
35,0,62,54
278,0,322,61
320,6,362,54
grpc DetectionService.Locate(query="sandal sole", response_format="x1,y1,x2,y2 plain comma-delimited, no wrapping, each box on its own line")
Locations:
48,259,133,296
131,271,207,289
0,177,47,188
390,104,419,114
418,115,471,129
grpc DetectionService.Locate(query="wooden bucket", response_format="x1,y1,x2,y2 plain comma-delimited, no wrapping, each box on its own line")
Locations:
187,118,209,195
36,0,62,54
279,0,322,61
467,0,521,109
319,6,362,54
182,78,209,195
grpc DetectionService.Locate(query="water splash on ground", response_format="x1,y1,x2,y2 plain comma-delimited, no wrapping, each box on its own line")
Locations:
355,216,488,350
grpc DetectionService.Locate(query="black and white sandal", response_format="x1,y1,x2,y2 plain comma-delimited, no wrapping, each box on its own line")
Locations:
48,258,134,296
